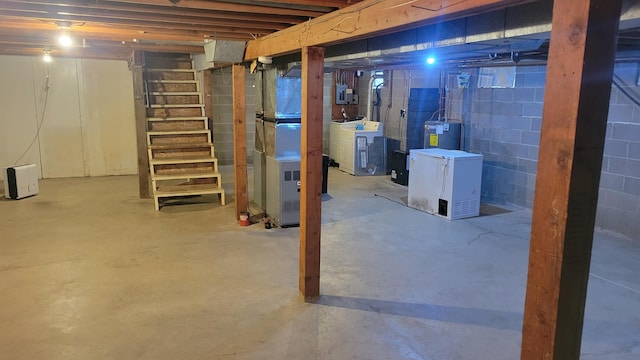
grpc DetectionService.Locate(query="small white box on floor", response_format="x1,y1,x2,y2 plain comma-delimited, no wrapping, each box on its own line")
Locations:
4,164,39,200
408,149,483,220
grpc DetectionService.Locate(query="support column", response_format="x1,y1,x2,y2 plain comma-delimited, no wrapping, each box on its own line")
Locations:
299,46,324,300
130,51,151,199
521,0,623,359
232,64,248,221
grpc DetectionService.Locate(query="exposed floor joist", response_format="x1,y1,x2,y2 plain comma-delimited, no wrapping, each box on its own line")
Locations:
0,0,359,58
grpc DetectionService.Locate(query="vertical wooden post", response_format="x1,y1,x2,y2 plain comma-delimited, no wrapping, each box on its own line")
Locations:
130,51,151,199
521,0,623,359
299,46,324,300
232,65,248,221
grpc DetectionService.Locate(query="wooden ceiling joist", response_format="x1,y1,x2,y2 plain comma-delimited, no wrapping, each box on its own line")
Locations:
259,0,355,8
0,12,279,35
105,0,328,17
0,19,254,43
0,1,293,30
6,0,308,25
244,0,536,60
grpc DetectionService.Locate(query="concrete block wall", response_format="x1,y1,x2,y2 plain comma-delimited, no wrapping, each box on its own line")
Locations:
463,63,640,239
323,73,333,154
466,65,544,209
597,62,640,238
210,67,256,165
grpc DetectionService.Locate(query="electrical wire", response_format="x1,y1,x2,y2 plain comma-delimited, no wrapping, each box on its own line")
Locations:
373,193,407,207
14,66,50,166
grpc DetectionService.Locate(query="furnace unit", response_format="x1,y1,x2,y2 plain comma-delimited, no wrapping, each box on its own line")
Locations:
254,69,304,226
266,156,301,227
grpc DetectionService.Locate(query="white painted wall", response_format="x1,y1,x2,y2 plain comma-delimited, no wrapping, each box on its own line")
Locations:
0,55,137,182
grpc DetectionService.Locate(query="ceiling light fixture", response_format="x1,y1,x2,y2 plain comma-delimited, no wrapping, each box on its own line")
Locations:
55,20,73,47
59,34,72,47
43,49,52,63
56,20,71,29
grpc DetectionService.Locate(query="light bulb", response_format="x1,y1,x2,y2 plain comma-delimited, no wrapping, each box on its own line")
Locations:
59,34,72,47
43,53,52,62
426,57,436,65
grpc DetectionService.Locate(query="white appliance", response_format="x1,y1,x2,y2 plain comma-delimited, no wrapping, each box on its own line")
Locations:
4,164,39,200
266,155,301,227
330,119,384,175
408,149,482,220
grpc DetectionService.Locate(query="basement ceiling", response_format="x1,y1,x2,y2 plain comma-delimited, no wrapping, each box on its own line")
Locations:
0,0,362,60
2,0,640,67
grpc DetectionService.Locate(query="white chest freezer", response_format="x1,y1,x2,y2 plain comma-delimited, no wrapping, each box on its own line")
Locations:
408,149,483,220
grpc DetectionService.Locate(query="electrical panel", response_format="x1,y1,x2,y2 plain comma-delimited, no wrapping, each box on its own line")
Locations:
336,84,348,105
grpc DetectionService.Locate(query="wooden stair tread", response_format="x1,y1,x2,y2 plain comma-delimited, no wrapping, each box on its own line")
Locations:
147,80,198,84
151,157,217,165
149,104,204,108
148,143,213,150
146,68,196,72
147,130,209,135
153,172,221,181
155,184,224,196
147,116,207,121
150,92,200,95
145,58,225,211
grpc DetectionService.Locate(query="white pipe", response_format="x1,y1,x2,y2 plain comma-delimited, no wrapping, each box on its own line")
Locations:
366,73,376,121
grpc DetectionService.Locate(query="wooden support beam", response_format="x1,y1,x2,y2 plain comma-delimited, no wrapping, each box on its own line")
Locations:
299,46,324,300
130,51,151,199
521,0,623,359
232,64,248,222
244,0,534,60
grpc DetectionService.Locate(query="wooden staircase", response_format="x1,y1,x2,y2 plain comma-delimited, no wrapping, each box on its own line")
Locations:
144,53,225,210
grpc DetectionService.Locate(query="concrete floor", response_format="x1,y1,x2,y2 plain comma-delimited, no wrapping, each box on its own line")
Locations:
1,167,639,360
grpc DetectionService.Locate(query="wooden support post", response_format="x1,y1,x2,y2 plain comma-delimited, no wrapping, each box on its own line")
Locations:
232,64,248,221
521,0,623,359
130,51,151,199
299,46,324,300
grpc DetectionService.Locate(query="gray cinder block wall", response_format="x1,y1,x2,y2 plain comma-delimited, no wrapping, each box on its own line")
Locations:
210,67,256,165
466,66,543,209
463,63,640,239
323,72,333,154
